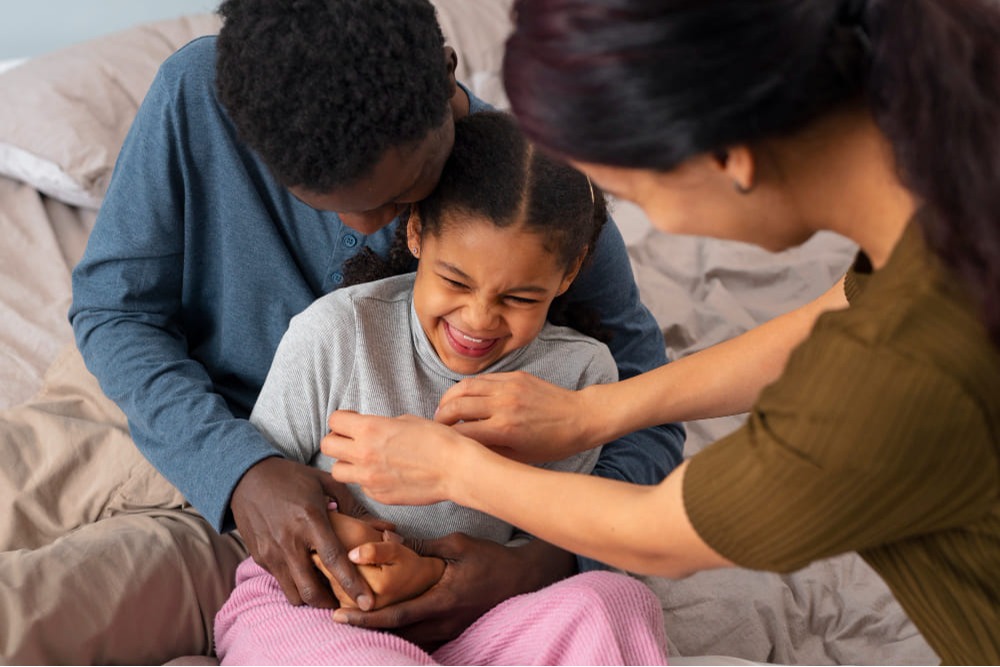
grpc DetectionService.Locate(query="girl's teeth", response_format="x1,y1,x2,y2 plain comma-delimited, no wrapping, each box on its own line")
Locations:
462,333,484,343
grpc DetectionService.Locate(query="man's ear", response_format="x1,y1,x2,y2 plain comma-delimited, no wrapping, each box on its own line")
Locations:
406,213,423,257
445,46,459,94
711,145,756,193
556,252,587,296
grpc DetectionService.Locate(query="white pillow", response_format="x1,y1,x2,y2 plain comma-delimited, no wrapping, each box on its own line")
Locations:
0,58,26,74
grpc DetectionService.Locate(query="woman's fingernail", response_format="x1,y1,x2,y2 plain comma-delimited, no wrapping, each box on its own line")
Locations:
348,547,361,561
332,609,347,624
357,594,373,611
327,500,339,510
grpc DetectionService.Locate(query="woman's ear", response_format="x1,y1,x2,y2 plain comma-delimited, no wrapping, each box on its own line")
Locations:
406,213,423,258
556,252,587,296
711,145,756,193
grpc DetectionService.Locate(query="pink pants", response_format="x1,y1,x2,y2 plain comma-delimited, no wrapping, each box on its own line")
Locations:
215,558,668,665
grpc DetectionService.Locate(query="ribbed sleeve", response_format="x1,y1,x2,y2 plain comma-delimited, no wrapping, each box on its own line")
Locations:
683,221,1000,665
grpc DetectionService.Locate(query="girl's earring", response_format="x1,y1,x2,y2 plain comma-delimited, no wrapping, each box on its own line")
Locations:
734,179,755,194
410,245,420,257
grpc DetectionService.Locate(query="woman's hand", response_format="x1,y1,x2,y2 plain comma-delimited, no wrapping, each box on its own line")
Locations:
434,371,601,462
322,411,473,506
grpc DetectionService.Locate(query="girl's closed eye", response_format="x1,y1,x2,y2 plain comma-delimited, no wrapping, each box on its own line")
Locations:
505,294,541,305
399,111,607,376
441,276,469,290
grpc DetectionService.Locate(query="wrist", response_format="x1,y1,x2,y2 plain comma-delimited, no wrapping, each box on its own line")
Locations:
578,384,616,447
447,433,486,507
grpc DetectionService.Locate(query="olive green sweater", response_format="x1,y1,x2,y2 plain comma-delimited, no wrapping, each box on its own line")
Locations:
685,215,1000,665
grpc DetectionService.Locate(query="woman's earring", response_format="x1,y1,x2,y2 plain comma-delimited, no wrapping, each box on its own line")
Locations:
410,245,420,257
734,180,755,194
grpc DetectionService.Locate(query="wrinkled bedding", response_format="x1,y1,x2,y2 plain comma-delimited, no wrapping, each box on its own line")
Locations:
0,5,938,664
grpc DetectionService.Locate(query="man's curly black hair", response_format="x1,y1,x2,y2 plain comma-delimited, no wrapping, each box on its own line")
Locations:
215,0,452,192
344,111,613,343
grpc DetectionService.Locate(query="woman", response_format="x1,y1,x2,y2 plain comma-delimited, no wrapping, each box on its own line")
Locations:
322,0,1000,663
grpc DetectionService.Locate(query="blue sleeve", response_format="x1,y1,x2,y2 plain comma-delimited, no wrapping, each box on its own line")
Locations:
69,69,276,532
563,215,686,571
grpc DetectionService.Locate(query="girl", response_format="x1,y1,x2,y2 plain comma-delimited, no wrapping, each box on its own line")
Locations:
324,0,1000,664
213,111,668,665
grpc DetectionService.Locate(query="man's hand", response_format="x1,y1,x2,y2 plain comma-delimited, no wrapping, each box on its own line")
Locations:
230,456,375,610
330,532,576,650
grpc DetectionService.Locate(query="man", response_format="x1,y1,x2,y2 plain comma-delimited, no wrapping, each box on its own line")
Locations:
8,0,682,662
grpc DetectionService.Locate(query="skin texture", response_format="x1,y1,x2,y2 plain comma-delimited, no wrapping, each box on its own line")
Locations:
320,105,920,579
288,106,455,235
406,212,580,376
228,50,582,647
228,52,470,618
314,208,586,621
312,511,445,611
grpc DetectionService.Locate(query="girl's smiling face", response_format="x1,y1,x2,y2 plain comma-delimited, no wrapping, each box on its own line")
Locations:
408,213,580,375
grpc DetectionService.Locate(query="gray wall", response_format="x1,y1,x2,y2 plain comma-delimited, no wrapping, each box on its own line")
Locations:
0,0,219,60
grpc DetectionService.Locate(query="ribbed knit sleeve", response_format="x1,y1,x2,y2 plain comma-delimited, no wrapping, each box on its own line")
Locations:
683,326,994,571
682,221,1000,664
249,290,358,466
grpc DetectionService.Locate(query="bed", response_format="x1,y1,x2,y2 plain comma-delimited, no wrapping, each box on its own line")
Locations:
0,2,939,664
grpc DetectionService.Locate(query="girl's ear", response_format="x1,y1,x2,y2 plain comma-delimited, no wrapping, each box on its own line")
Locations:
406,211,423,258
556,251,587,296
711,144,756,193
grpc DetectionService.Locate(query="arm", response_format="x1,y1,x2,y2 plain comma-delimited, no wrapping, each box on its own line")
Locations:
69,70,273,532
557,217,685,485
324,413,729,578
437,275,848,456
450,452,729,578
579,275,848,445
322,312,620,641
328,299,996,581
70,52,371,609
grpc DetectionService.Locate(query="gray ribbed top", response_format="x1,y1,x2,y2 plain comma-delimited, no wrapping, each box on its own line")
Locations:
251,273,616,543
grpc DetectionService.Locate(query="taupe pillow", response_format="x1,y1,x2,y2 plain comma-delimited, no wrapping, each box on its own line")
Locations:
0,14,223,208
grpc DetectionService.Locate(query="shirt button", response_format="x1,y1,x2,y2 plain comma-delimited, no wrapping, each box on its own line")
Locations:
331,272,344,285
342,235,358,248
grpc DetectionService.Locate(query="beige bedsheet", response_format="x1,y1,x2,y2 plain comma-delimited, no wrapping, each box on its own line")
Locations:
0,176,93,408
0,6,939,664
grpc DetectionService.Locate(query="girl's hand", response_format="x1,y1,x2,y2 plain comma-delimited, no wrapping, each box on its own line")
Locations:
329,533,576,652
314,512,445,610
322,411,473,506
434,371,600,462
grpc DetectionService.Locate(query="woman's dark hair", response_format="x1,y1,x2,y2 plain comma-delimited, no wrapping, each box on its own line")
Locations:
504,0,1000,345
215,0,452,192
344,111,611,341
